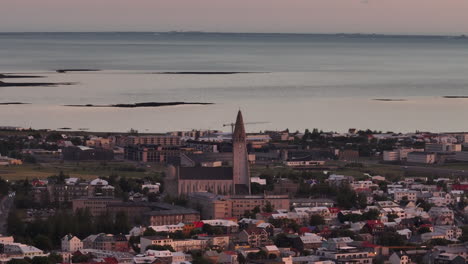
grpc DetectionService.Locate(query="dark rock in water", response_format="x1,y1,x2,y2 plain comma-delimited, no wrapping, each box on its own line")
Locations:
0,102,30,105
155,71,265,75
56,69,100,73
373,98,407,102
443,96,468,98
58,127,72,130
0,74,43,79
64,102,213,108
0,81,75,87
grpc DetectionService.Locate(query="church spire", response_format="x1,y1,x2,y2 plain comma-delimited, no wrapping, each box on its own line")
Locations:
232,110,250,195
233,110,246,142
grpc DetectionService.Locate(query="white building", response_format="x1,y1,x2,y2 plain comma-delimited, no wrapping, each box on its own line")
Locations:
393,190,419,202
4,243,47,258
407,152,436,164
425,143,461,153
61,234,83,252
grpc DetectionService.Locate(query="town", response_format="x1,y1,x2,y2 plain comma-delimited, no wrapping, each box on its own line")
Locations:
0,111,467,264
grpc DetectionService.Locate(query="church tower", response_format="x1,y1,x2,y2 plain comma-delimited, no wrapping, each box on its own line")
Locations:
232,110,251,194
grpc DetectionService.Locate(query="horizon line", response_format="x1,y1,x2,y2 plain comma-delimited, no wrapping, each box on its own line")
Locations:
0,31,467,37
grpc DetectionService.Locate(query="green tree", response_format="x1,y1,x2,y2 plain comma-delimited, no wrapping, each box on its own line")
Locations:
263,201,274,213
146,245,175,252
114,211,130,234
418,227,431,234
33,235,53,251
377,231,405,246
143,227,158,236
309,214,325,226
274,233,292,247
31,257,49,264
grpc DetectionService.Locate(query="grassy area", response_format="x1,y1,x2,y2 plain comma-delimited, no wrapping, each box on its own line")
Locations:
436,163,468,170
0,161,166,180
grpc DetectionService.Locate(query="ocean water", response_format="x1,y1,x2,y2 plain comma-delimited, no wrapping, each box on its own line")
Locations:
1,32,468,133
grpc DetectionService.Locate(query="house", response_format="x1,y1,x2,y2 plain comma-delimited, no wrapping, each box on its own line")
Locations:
292,234,324,251
407,152,436,164
322,237,354,251
428,207,454,225
421,226,462,242
363,220,385,234
61,234,83,252
316,247,372,264
3,243,47,258
389,251,411,264
218,251,238,264
83,234,128,252
238,228,270,247
262,245,281,258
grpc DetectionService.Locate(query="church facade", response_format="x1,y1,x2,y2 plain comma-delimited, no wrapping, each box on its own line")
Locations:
165,111,251,197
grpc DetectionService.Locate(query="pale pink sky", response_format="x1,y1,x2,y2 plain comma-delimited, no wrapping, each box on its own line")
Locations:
1,0,467,34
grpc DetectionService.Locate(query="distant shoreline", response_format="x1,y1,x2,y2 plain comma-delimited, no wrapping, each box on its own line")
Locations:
0,32,466,39
443,96,468,99
64,102,214,108
0,81,75,87
155,72,267,75
0,102,30,105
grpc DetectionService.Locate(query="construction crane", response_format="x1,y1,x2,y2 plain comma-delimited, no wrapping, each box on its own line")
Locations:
222,121,270,133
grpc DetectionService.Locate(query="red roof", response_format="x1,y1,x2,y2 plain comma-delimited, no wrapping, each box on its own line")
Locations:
366,220,384,228
355,188,371,193
103,258,118,264
328,208,341,214
361,241,380,248
299,227,311,234
193,221,204,228
452,184,468,191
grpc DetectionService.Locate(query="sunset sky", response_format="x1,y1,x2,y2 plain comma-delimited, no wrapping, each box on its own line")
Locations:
1,0,467,35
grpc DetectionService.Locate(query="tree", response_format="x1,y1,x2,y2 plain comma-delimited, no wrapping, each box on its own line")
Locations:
387,213,399,222
263,201,274,213
70,137,82,146
7,210,25,236
202,224,215,235
33,235,53,251
336,185,357,209
143,227,158,236
72,254,93,263
47,253,63,264
7,259,30,264
459,225,468,242
114,211,130,234
361,209,380,221
376,231,405,246
309,214,325,226
146,245,175,252
238,253,247,264
418,227,431,234
274,233,292,247
31,257,49,264
428,238,452,246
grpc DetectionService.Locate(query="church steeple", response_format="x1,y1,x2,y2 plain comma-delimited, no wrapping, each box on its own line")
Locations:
233,110,246,143
232,110,250,195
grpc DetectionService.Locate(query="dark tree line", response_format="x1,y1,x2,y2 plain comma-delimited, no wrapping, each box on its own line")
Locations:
7,208,130,251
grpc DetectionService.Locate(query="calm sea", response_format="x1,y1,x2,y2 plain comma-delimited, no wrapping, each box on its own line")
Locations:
1,32,468,133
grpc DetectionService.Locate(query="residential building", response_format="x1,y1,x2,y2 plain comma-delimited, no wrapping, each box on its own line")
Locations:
83,233,128,252
428,207,455,225
389,251,411,264
61,234,83,252
238,228,270,247
407,152,436,164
